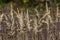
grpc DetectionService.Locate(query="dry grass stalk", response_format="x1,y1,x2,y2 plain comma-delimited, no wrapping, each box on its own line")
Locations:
34,8,39,18
8,4,15,36
26,9,31,30
56,6,60,22
17,9,24,33
0,14,3,40
0,14,4,22
33,17,38,33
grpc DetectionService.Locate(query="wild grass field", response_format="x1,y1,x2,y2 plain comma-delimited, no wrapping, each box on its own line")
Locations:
0,3,60,40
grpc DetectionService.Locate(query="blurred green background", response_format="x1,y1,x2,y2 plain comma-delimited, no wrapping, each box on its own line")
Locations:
0,0,60,10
